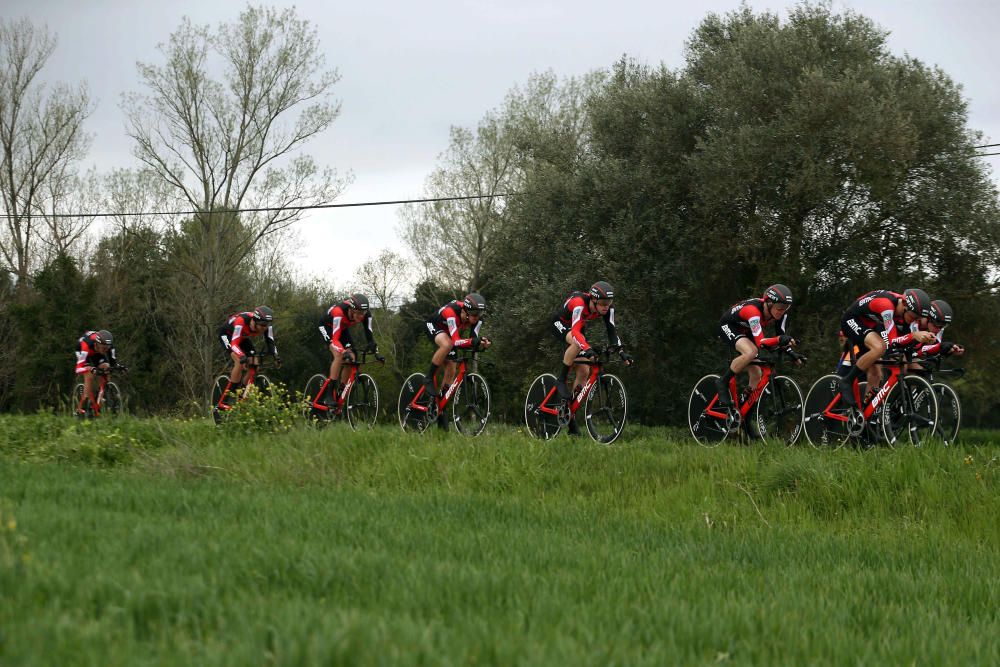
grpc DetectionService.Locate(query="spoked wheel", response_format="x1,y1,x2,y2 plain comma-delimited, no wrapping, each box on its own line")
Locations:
688,374,734,447
398,372,434,433
104,382,123,417
211,375,233,424
346,374,379,431
254,374,272,397
932,383,961,445
881,375,938,447
302,374,332,424
754,375,804,445
803,374,853,450
585,374,628,444
452,373,490,436
524,374,564,440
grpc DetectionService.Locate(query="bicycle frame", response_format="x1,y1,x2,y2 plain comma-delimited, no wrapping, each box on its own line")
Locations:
310,352,375,414
534,350,608,422
217,353,273,409
818,356,905,426
703,359,777,422
405,351,476,417
79,372,110,416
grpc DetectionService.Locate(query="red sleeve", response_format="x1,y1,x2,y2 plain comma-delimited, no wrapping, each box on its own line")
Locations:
229,316,248,357
738,304,771,348
567,296,590,350
75,339,93,374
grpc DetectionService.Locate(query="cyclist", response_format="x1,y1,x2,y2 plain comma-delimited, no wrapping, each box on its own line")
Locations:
715,284,800,407
312,293,383,410
215,305,280,411
424,293,491,406
550,281,633,435
74,329,122,415
837,288,935,407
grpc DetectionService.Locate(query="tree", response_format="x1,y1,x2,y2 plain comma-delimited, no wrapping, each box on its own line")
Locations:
121,4,350,401
356,248,411,311
484,4,1000,425
0,18,93,285
399,70,602,294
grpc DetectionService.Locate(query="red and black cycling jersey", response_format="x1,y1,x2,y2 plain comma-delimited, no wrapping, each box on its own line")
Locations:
428,300,482,349
842,290,916,347
319,301,376,352
718,298,788,349
897,317,947,357
75,331,118,375
551,291,621,351
219,312,277,358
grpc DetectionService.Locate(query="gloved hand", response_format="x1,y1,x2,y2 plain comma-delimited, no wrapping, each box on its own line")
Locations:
274,355,283,369
580,347,596,359
375,353,386,363
619,350,634,366
777,334,795,347
239,356,249,365
366,342,378,354
941,341,954,356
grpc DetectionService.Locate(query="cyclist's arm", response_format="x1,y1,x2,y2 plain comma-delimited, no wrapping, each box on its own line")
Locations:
265,324,277,356
75,348,91,374
603,307,622,348
363,312,377,348
568,299,589,350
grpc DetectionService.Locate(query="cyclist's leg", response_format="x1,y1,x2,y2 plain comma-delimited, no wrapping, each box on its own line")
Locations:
838,320,883,406
425,332,453,396
80,368,97,414
559,331,582,400
717,336,756,406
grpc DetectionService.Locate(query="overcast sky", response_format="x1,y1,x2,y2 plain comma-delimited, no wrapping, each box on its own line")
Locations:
7,0,1000,288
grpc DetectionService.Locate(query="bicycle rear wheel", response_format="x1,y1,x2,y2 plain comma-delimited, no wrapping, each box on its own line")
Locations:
302,374,330,422
347,374,379,430
398,372,433,432
211,375,231,424
524,374,564,440
881,375,937,447
453,373,490,436
754,375,803,445
585,374,627,444
932,383,961,445
803,374,852,450
688,374,732,447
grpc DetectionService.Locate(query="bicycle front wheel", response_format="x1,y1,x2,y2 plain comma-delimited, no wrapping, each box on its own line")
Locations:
585,374,627,444
524,374,563,440
104,382,123,417
688,374,731,447
754,375,803,445
932,383,961,445
398,372,433,433
803,374,852,450
303,374,329,422
254,374,272,397
72,383,90,417
347,374,379,430
211,375,231,424
881,375,938,447
451,373,490,436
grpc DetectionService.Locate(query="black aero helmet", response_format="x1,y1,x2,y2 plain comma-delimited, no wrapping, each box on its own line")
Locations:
252,305,274,323
463,292,487,314
347,293,370,312
763,283,793,306
590,281,615,301
902,288,931,317
96,330,113,345
928,299,953,326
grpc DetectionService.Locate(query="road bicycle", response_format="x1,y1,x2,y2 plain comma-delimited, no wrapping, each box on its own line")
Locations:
73,365,127,418
915,354,964,445
524,345,630,444
398,349,491,435
303,350,383,430
211,352,276,424
687,347,805,447
803,348,937,449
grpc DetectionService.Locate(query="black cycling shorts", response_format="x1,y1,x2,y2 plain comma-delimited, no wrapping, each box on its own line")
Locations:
717,322,751,349
840,316,879,350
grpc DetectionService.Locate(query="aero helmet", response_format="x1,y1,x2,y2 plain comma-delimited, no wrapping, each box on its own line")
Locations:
96,330,113,345
463,293,487,314
589,281,615,300
928,299,953,326
902,289,931,317
763,284,793,305
347,293,370,312
252,305,274,323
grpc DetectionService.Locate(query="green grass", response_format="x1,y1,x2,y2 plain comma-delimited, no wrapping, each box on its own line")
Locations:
1,415,998,665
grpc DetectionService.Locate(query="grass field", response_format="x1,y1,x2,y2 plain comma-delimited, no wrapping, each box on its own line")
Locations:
1,414,998,665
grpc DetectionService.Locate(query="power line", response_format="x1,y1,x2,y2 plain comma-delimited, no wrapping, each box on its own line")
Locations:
0,192,518,220
973,143,1000,149
976,152,1000,157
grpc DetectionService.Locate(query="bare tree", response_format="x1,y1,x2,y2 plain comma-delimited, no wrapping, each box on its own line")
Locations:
398,70,602,294
356,248,411,311
121,5,350,400
0,18,93,286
